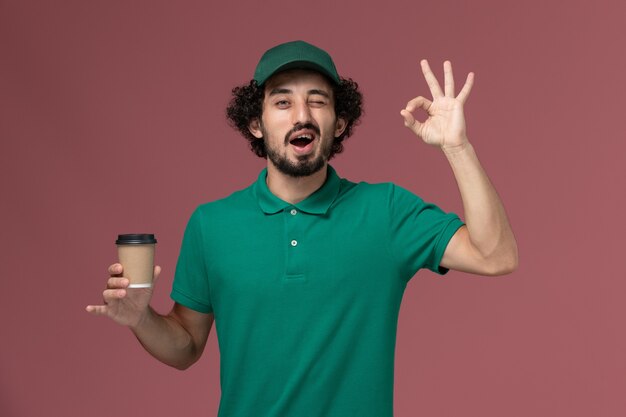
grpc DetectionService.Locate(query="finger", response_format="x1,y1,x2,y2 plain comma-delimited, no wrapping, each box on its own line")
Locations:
404,96,432,113
444,60,455,97
420,59,443,98
103,288,126,302
400,109,423,136
86,304,108,315
107,277,130,289
457,72,475,103
153,265,162,284
108,263,123,277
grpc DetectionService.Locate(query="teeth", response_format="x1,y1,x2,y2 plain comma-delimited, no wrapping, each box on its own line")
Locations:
297,135,312,140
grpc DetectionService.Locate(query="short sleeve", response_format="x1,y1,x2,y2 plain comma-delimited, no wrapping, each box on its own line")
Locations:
387,184,464,279
170,207,213,313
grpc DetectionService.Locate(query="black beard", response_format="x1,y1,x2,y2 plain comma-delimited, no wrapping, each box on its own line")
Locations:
262,123,332,178
266,146,327,177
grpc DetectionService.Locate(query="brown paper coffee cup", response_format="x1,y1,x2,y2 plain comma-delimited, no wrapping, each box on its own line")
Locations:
116,234,157,288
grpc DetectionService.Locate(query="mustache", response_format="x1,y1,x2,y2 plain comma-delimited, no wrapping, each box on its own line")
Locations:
284,123,321,144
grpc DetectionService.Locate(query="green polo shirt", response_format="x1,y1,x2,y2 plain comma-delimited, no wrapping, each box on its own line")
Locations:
171,165,464,417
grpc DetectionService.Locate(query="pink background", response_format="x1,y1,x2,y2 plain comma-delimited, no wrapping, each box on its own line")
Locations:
1,1,624,416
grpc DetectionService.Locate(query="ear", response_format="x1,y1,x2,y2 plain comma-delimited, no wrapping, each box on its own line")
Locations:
248,118,263,139
334,117,347,138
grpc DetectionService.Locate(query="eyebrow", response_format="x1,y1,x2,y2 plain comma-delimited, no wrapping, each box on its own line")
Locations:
309,89,330,98
268,88,292,96
268,88,330,98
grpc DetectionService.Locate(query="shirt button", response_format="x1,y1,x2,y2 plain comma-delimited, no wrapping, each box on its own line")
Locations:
290,209,297,215
291,240,298,247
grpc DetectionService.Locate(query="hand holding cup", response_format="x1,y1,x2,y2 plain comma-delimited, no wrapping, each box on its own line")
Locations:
86,234,160,328
85,263,161,328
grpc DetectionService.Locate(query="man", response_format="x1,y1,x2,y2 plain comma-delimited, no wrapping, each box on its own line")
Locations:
87,40,518,417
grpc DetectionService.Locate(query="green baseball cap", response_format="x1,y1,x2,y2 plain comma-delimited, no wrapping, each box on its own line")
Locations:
253,40,340,86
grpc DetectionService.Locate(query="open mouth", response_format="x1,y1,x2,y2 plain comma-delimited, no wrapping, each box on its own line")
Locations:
289,134,314,148
288,129,317,153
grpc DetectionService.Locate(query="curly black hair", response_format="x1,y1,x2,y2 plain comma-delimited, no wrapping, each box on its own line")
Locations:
226,76,363,159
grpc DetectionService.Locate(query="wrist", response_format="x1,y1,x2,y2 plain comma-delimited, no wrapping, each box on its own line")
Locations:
441,138,472,156
129,305,154,332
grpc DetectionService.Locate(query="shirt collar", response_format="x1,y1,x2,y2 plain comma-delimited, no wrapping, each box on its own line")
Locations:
255,165,341,215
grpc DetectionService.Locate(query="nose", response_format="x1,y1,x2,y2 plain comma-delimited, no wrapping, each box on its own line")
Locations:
291,99,313,126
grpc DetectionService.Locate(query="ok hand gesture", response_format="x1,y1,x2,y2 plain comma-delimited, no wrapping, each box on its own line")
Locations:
400,60,474,152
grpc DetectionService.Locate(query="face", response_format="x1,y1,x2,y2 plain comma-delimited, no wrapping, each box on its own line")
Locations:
249,69,346,178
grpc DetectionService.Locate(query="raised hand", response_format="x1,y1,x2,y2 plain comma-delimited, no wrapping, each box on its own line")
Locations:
86,263,161,328
400,60,474,152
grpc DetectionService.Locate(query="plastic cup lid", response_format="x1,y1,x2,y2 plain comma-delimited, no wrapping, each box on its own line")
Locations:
116,234,157,244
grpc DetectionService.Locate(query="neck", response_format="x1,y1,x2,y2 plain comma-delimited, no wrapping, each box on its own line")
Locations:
266,162,328,204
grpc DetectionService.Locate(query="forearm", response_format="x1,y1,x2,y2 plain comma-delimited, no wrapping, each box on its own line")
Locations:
129,306,200,370
443,141,518,269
